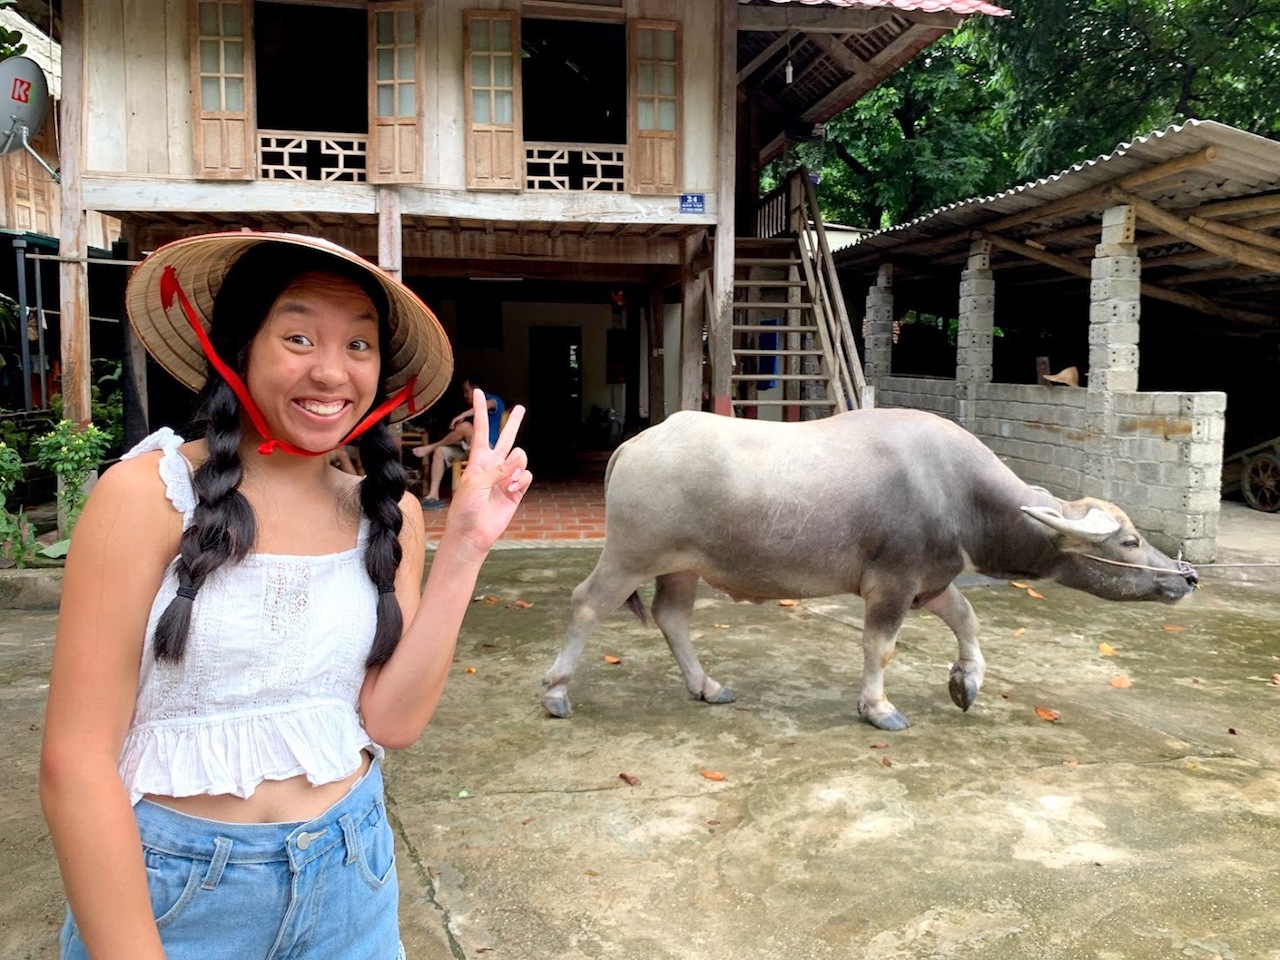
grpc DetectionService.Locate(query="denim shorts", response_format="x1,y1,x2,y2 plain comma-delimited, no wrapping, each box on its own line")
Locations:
61,760,403,960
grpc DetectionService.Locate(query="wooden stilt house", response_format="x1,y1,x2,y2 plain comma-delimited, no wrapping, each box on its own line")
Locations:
55,0,1006,449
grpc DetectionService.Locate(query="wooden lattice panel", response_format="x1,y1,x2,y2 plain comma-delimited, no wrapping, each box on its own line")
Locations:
525,144,626,192
258,131,369,183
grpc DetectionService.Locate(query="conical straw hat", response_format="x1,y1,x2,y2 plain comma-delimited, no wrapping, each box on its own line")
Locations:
125,232,453,423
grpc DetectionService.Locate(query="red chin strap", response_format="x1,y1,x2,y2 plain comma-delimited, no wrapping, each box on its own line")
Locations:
160,266,418,457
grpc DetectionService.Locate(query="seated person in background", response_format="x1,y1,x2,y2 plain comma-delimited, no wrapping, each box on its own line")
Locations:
414,377,505,510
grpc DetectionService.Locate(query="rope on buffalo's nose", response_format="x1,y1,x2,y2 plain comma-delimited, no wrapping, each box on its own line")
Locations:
1081,552,1280,583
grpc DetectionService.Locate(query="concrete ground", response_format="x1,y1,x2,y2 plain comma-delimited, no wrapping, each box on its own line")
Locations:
2,500,1278,959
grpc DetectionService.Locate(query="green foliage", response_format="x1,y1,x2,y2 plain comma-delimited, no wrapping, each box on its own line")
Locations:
974,0,1280,180
50,361,126,452
32,420,111,536
0,441,36,568
0,1,27,61
800,0,1280,229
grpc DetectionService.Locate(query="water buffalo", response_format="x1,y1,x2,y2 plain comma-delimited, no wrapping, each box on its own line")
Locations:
542,408,1198,730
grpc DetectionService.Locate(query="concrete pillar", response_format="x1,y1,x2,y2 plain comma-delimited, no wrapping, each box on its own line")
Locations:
863,264,894,382
955,239,994,430
1087,205,1140,395
1083,204,1140,501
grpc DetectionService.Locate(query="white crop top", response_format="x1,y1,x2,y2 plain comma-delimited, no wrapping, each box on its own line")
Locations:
117,428,385,805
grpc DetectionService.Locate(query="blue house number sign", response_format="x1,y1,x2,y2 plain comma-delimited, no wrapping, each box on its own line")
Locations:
680,193,706,214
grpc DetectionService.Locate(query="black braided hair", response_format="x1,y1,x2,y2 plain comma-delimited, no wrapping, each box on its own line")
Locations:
357,421,407,667
151,243,404,663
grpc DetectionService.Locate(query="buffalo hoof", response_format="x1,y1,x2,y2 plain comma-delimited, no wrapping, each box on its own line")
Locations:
948,667,981,712
542,692,574,718
700,686,736,705
858,701,910,731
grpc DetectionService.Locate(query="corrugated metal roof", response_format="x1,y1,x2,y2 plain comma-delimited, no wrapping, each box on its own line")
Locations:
840,120,1280,257
762,0,1010,16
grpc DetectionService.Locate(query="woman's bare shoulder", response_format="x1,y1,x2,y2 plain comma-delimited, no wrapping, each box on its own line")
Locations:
90,451,187,533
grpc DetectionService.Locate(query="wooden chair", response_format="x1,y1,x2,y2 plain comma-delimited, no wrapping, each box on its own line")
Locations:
451,409,511,490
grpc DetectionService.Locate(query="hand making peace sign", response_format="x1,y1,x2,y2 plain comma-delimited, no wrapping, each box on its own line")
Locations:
441,388,532,553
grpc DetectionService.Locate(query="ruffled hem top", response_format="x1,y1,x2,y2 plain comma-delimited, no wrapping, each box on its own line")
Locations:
118,430,384,805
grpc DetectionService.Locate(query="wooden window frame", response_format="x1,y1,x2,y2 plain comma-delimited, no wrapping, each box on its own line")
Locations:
464,10,522,190
628,19,680,195
369,1,423,184
190,0,255,181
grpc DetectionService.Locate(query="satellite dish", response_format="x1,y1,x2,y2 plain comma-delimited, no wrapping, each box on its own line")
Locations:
0,56,58,182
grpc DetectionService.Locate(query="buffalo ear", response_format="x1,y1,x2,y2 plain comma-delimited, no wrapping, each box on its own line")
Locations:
1021,505,1122,543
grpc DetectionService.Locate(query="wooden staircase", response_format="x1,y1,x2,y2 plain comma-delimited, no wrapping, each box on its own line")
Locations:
730,169,867,419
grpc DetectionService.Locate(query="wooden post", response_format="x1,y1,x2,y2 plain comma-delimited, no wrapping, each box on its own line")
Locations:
377,186,403,279
118,223,150,444
647,286,666,425
58,0,90,430
708,0,738,416
679,266,705,412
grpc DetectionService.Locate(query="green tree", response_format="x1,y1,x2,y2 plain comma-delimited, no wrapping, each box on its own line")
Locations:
977,0,1280,180
795,0,1280,228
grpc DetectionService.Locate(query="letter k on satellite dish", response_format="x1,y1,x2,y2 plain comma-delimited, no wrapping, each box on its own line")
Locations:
0,56,57,181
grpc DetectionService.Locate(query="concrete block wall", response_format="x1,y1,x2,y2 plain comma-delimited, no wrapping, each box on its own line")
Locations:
1103,391,1226,562
971,383,1092,496
875,376,958,420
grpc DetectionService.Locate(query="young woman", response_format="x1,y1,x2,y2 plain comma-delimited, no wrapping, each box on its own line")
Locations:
39,233,531,959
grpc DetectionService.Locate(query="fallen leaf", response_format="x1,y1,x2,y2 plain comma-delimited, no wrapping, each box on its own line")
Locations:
464,666,477,675
700,769,726,781
1228,727,1239,735
477,949,494,955
603,655,622,665
1190,677,1203,685
1270,674,1280,685
619,772,641,787
1109,676,1133,689
707,819,721,826
880,757,894,768
521,817,535,825
1010,581,1030,589
1162,624,1186,633
482,595,501,606
585,869,600,877
869,743,890,749
1012,627,1027,637
713,623,730,629
509,599,534,609
1000,692,1012,699
1098,642,1118,656
1034,705,1061,723
1026,588,1045,600
778,599,800,607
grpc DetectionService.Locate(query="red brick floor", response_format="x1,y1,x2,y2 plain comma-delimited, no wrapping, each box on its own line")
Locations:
420,478,607,546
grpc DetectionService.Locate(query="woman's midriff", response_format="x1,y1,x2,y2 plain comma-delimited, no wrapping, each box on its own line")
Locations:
143,750,373,824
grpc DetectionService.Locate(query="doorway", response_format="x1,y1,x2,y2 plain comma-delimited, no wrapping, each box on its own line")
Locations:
527,326,583,476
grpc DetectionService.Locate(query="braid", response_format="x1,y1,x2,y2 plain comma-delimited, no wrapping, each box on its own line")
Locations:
152,380,256,662
357,422,407,667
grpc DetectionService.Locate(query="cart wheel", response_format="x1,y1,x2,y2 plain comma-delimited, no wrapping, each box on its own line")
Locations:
1242,455,1280,512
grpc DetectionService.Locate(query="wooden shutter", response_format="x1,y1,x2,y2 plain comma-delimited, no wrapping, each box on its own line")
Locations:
191,0,255,180
629,21,680,195
465,11,521,190
369,2,422,183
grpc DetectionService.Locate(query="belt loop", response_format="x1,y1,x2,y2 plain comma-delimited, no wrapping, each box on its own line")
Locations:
201,837,233,890
339,813,360,867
